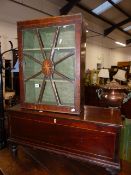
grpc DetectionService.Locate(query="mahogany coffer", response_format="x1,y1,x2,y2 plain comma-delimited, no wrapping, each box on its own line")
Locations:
7,105,122,174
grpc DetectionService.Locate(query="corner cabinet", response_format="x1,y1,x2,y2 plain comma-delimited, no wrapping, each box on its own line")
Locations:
17,14,86,114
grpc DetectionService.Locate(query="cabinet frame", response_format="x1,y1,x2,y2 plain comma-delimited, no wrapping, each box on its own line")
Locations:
17,14,86,114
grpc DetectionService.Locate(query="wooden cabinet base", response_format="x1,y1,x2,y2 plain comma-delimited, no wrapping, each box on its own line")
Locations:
7,105,122,174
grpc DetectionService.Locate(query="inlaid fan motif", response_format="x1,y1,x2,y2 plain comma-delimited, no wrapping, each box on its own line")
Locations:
22,24,76,106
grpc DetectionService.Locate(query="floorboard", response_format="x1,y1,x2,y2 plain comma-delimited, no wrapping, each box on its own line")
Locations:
0,146,130,175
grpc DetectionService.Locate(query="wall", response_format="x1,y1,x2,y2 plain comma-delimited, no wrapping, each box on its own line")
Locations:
0,0,61,57
85,42,131,71
0,0,60,94
110,47,131,66
0,20,17,56
85,43,111,70
0,0,130,70
1,19,130,70
0,20,17,93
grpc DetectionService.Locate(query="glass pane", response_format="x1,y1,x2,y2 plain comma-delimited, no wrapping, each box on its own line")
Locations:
42,81,56,104
23,51,43,80
53,49,75,79
57,25,75,47
22,24,76,107
39,27,57,48
25,80,41,103
23,29,39,49
55,81,74,106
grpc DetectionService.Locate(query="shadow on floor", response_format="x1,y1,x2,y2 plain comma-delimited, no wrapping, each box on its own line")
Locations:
0,145,131,175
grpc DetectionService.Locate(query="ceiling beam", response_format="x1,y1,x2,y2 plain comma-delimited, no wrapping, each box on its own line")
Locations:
107,0,130,17
104,17,131,36
126,39,131,45
60,0,81,15
104,0,131,45
104,0,131,36
76,3,131,37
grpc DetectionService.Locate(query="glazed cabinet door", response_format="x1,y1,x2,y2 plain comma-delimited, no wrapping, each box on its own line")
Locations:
18,14,86,114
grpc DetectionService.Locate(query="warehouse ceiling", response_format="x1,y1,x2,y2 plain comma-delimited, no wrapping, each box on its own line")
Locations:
49,0,131,49
0,0,131,49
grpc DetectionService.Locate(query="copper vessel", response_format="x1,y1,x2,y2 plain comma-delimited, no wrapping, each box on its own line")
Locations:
97,80,128,107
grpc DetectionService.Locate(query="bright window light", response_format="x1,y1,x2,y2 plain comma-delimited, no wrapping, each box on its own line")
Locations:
123,25,131,31
115,41,126,47
92,0,122,15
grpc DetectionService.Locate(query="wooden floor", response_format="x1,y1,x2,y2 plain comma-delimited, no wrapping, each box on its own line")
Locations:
0,145,131,175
